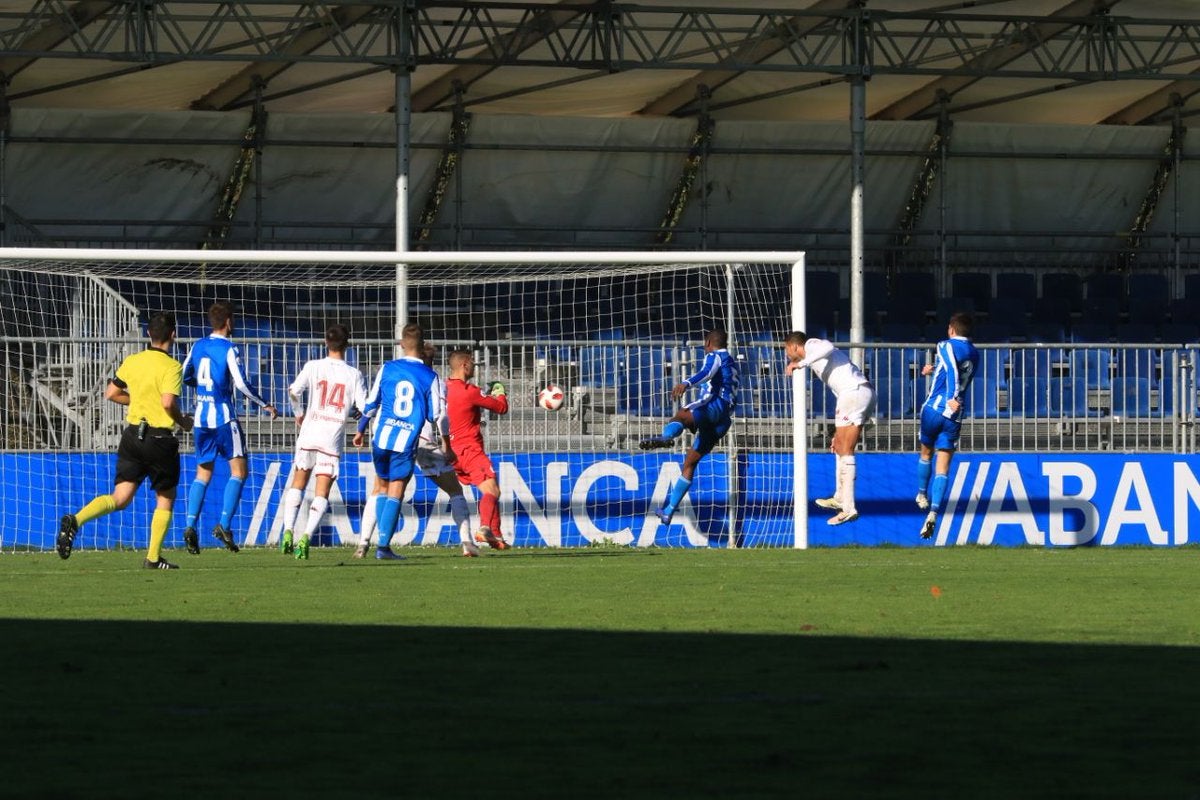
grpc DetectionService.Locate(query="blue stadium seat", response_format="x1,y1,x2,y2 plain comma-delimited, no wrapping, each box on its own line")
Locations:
1112,347,1160,387
1069,348,1113,390
1185,273,1200,302
868,347,923,418
879,322,924,343
996,273,1037,302
1158,322,1200,345
1042,272,1083,313
1084,272,1124,301
616,346,674,417
1011,347,1066,381
1082,296,1121,326
1114,323,1158,344
1026,320,1067,344
1050,375,1102,418
935,296,976,324
1030,297,1072,327
807,270,841,306
951,272,992,313
579,344,620,388
971,321,1013,344
1169,298,1200,326
1153,349,1195,417
966,349,1008,419
1009,377,1049,417
1126,296,1164,326
862,272,888,318
1111,377,1154,418
883,297,928,327
1071,322,1114,344
1127,273,1169,306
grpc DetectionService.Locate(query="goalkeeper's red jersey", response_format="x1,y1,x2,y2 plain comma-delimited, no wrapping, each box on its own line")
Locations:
446,378,509,453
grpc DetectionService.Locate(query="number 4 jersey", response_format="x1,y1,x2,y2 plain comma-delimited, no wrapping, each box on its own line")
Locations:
288,357,369,456
361,356,448,454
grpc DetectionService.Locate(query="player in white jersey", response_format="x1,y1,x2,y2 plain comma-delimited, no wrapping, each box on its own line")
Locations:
278,324,368,560
784,331,877,525
353,343,476,558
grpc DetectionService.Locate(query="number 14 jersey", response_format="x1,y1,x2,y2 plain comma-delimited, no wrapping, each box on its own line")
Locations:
288,357,369,457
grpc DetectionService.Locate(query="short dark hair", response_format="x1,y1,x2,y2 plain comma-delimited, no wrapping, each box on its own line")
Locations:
705,329,728,348
784,331,807,347
325,323,350,352
208,300,234,330
147,312,176,344
949,312,974,337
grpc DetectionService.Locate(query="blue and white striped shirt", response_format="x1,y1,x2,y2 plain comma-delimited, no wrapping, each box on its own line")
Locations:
922,336,979,420
683,348,739,411
181,334,272,428
361,356,446,454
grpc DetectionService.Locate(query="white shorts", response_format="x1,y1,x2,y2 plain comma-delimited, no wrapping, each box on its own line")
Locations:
834,384,876,428
415,443,455,478
293,447,340,480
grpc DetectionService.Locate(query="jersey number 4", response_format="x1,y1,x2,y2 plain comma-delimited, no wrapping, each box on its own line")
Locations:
195,358,214,392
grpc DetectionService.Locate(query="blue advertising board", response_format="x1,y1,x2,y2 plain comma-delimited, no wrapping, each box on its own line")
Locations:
4,451,1199,550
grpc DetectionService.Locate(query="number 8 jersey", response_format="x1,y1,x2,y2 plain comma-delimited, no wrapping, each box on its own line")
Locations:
288,357,369,456
361,355,448,454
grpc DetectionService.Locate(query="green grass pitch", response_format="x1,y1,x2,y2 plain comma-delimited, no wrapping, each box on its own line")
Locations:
3,545,1198,798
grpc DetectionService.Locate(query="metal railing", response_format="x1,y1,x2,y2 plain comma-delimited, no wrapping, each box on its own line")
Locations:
2,337,1195,455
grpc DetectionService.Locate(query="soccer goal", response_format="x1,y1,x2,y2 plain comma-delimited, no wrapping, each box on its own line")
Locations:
0,248,810,553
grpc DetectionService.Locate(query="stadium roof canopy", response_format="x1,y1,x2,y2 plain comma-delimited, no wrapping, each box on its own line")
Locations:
0,0,1198,125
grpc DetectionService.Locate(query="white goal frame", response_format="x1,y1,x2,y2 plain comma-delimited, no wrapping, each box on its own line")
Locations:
1,247,809,550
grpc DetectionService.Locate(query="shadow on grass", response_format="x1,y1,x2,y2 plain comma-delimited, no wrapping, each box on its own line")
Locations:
5,619,1198,799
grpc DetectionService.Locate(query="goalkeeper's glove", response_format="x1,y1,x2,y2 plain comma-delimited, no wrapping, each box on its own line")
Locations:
487,380,507,398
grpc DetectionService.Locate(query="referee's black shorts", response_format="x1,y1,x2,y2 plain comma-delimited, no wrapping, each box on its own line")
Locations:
115,425,181,493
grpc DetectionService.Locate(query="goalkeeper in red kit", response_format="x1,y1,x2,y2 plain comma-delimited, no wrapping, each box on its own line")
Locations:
445,348,511,550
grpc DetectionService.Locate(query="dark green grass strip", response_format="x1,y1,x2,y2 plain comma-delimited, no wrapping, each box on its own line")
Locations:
2,547,1198,798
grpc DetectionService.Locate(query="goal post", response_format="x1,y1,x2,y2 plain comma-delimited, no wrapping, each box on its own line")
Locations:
0,248,810,553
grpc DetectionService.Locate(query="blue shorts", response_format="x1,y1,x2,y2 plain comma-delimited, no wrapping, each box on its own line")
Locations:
373,447,416,483
193,420,247,466
919,404,962,452
689,399,735,456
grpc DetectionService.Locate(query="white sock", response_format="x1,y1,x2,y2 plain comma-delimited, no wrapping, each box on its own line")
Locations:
358,493,378,546
833,454,844,502
837,455,857,514
449,494,471,544
303,496,329,538
282,487,304,533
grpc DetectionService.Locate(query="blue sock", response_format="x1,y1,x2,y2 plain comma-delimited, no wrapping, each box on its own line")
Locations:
218,477,245,529
185,479,208,528
662,420,685,440
930,474,949,513
377,497,402,548
917,459,932,496
663,477,692,515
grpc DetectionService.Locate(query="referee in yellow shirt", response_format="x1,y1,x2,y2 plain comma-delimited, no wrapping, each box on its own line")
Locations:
57,312,195,569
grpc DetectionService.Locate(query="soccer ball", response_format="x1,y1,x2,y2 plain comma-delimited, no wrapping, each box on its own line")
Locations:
537,384,565,411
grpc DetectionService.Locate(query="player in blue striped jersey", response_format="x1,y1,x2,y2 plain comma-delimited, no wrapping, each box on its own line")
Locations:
916,312,979,540
180,301,278,553
639,329,739,525
353,323,451,560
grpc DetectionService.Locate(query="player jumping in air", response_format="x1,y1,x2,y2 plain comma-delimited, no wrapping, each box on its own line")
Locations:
916,312,978,540
784,331,876,525
278,324,368,560
639,329,739,526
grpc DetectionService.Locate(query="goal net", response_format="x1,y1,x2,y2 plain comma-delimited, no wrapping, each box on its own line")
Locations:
0,249,809,554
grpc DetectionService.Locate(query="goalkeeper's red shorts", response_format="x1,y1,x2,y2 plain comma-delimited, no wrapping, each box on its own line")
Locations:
454,448,497,486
